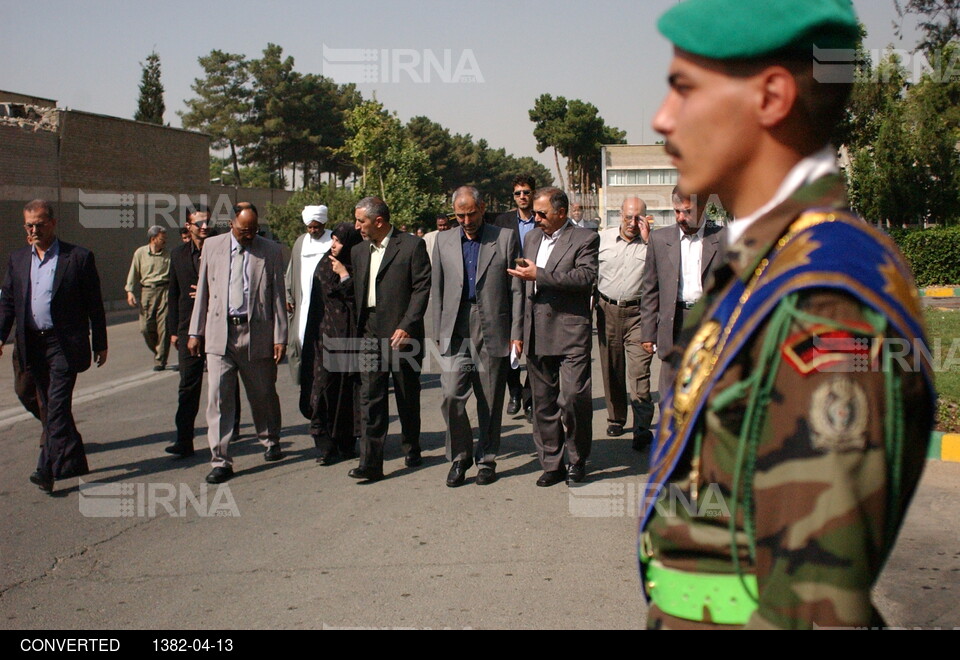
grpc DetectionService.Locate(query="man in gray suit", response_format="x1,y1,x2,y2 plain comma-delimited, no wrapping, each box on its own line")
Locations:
508,187,599,487
433,186,523,487
189,203,288,484
640,187,723,401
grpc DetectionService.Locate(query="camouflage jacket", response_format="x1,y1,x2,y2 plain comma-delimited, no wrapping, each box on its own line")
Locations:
641,175,935,629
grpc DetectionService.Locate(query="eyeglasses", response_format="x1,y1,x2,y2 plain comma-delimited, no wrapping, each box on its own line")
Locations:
24,222,49,231
623,215,648,223
674,208,693,216
189,220,211,227
513,190,532,197
533,210,550,219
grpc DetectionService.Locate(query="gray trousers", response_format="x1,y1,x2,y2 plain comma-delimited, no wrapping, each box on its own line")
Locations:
205,322,281,468
596,298,654,434
440,302,508,468
527,350,592,472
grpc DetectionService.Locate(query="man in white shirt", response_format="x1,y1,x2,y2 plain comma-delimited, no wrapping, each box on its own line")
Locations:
597,197,655,450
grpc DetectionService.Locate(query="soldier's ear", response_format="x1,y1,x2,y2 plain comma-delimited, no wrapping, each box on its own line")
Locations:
755,65,797,130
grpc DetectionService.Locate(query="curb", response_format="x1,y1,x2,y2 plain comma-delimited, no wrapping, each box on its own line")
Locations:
920,287,960,298
929,432,960,462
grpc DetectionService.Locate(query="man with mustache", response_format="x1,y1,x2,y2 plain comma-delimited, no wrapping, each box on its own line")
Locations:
638,0,935,629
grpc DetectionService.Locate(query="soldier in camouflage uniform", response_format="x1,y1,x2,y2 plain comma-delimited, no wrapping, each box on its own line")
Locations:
639,0,936,629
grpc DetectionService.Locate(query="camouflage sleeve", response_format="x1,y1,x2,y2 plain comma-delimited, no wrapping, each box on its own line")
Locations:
745,288,932,629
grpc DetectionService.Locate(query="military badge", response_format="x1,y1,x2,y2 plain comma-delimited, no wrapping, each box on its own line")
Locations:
809,378,868,452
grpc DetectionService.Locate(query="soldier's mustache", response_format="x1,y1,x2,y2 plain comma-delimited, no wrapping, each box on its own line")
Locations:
664,141,681,159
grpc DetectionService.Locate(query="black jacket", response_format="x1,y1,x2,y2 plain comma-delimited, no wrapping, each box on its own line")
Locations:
0,240,107,373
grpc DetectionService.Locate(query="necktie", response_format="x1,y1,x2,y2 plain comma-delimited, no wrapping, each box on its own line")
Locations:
230,245,245,312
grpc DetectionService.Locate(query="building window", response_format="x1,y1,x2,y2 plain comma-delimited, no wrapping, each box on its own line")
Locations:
607,169,677,186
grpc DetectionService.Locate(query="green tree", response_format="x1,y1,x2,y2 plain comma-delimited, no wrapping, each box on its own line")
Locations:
134,51,165,125
346,100,443,225
180,51,253,186
244,44,300,188
895,0,960,53
529,94,568,187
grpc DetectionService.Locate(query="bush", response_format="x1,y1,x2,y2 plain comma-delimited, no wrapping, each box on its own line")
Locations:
892,226,960,287
264,185,360,248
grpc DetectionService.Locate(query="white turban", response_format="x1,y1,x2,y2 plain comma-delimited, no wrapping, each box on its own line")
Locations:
301,205,328,226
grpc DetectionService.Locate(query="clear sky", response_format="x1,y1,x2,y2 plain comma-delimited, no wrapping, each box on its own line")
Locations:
1,0,924,175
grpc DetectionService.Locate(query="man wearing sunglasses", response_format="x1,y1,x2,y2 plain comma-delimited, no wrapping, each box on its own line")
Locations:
495,175,538,421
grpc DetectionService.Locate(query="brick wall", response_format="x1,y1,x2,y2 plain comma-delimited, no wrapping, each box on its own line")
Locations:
58,111,209,194
0,124,59,188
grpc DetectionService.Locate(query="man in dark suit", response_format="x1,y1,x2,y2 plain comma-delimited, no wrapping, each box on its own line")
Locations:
640,187,723,399
165,204,240,458
0,200,108,493
348,196,431,482
494,174,538,421
433,186,523,487
188,203,287,484
508,187,599,487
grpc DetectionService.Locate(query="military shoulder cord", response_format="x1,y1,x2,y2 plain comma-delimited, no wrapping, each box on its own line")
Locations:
704,271,904,608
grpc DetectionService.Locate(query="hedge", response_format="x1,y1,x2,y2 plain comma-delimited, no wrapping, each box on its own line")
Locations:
892,226,960,287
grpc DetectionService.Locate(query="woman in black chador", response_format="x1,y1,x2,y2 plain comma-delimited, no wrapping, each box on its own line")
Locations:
306,222,364,464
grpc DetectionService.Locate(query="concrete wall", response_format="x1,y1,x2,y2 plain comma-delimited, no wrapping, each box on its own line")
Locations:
600,144,678,229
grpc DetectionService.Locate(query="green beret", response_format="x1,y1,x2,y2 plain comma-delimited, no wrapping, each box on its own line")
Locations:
658,0,860,60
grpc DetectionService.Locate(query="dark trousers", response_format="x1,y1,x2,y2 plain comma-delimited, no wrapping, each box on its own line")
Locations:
26,332,88,479
174,339,240,448
505,363,531,408
527,351,593,472
658,303,695,403
13,344,45,447
358,310,422,470
310,353,359,456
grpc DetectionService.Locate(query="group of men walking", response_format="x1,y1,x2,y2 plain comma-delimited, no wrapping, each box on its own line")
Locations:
0,0,939,630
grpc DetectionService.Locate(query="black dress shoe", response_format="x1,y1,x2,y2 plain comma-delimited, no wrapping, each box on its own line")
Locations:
507,395,521,415
348,466,384,482
632,429,654,452
566,463,586,484
524,404,534,424
446,461,469,488
536,469,567,487
476,466,498,486
263,445,283,462
152,365,165,372
205,467,234,484
29,471,54,493
606,423,625,437
165,443,194,458
317,451,340,466
404,453,423,468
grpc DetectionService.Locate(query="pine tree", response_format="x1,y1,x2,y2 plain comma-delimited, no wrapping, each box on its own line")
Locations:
135,51,165,125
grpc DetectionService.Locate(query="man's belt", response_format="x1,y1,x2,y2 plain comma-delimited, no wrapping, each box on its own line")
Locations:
644,560,758,626
598,291,641,307
26,327,55,338
228,315,248,325
140,282,169,289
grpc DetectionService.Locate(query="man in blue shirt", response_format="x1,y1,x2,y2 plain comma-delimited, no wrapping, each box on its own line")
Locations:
0,200,108,493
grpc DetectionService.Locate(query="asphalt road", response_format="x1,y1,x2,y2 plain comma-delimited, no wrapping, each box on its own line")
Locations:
0,315,957,630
